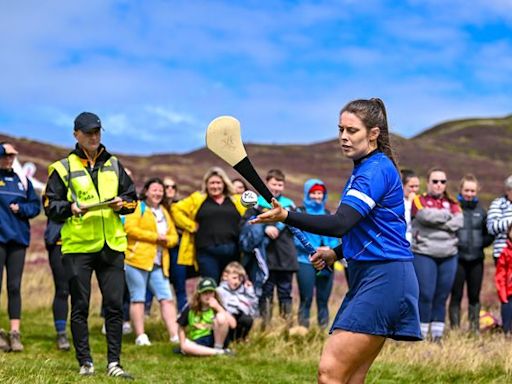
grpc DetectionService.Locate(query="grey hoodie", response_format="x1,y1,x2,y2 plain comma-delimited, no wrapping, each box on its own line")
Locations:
411,207,463,258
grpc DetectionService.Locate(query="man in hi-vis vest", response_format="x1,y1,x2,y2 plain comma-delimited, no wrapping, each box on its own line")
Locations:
43,112,137,379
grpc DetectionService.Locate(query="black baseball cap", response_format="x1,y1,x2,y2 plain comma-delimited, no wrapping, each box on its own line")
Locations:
74,112,102,133
197,277,217,293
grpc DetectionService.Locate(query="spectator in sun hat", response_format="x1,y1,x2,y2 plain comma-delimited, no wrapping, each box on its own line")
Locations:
0,142,40,353
43,112,137,378
176,277,236,356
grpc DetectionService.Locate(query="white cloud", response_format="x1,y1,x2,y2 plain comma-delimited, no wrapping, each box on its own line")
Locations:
0,0,510,154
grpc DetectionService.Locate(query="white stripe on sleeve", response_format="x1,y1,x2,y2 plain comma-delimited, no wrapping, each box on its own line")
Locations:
346,189,376,209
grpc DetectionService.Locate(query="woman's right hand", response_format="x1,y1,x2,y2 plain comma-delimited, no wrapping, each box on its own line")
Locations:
249,198,288,224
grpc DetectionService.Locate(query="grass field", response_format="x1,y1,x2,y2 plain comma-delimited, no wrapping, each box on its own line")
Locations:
1,261,512,383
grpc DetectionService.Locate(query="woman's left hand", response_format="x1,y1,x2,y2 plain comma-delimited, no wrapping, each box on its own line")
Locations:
9,203,19,214
249,198,288,224
310,248,336,270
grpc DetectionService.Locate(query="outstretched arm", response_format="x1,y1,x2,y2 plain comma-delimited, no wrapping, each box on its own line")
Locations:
250,198,363,238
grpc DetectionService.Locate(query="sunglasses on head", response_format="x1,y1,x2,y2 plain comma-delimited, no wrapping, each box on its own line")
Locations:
431,179,447,184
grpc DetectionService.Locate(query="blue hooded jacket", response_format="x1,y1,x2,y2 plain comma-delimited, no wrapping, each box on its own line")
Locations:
295,178,339,265
0,169,40,246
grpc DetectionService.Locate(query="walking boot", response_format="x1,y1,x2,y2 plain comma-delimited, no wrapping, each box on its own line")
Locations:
279,301,293,326
449,306,461,329
9,331,23,352
57,332,71,351
259,298,272,331
0,329,10,352
468,304,481,334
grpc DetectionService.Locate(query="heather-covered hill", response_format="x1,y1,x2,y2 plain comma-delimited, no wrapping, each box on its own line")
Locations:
2,114,511,207
2,115,511,258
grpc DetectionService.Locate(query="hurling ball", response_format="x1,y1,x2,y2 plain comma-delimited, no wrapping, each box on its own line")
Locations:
241,190,258,208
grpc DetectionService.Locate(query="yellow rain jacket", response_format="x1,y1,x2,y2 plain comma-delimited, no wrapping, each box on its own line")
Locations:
124,202,179,276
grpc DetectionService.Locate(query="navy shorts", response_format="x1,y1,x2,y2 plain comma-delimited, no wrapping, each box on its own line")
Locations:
331,259,422,341
194,334,214,347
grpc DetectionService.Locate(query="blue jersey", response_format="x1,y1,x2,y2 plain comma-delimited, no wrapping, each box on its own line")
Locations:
341,151,412,261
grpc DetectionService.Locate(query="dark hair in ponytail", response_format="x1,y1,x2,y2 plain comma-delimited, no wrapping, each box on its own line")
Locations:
340,98,398,169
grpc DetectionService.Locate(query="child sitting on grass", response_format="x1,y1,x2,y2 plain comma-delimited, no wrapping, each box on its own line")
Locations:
177,277,236,356
495,225,512,336
217,262,258,342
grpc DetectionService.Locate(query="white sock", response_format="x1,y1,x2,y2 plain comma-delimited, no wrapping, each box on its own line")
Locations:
431,321,445,338
420,322,430,338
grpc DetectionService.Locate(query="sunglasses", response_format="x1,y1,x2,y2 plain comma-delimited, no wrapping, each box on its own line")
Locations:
431,179,447,185
165,184,177,189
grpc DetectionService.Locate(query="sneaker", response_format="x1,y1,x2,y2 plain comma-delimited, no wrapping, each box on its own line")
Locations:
169,335,179,344
222,348,235,356
9,331,23,352
122,322,133,335
57,332,71,351
79,362,95,376
0,329,10,352
101,323,107,335
107,362,134,380
135,333,151,346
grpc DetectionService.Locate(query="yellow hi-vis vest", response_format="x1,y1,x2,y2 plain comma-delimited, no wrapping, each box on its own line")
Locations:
48,154,127,254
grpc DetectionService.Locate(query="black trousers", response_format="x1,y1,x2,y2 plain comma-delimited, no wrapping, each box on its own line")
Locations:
450,258,484,308
0,242,26,319
47,245,70,327
62,245,125,366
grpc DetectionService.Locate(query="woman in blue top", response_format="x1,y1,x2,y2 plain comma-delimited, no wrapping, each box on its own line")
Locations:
295,179,339,329
0,142,40,352
252,98,421,384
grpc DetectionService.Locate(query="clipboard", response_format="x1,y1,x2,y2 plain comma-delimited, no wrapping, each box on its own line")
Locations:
79,199,116,210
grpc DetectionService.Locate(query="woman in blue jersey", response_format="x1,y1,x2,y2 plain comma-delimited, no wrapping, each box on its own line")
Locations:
251,98,421,384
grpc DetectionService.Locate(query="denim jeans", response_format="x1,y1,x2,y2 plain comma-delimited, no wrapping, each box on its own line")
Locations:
297,263,334,328
197,243,239,283
169,246,188,313
413,253,457,323
145,246,188,314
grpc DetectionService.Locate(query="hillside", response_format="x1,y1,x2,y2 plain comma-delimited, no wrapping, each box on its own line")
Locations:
2,115,511,204
2,114,511,258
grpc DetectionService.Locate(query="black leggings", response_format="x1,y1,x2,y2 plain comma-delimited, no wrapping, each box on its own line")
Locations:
0,243,27,319
47,245,70,324
450,258,483,308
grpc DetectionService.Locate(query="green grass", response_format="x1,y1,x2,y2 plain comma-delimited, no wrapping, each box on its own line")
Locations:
0,308,319,383
1,307,512,383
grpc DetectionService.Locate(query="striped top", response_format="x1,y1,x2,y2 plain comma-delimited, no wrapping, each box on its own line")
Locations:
487,195,512,259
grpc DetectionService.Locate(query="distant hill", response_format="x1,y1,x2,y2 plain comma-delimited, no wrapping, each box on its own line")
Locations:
1,114,511,206
3,115,511,259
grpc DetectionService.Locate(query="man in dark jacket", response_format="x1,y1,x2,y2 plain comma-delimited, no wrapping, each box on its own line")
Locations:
43,112,137,378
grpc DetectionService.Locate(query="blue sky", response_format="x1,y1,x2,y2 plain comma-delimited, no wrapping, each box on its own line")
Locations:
1,0,511,155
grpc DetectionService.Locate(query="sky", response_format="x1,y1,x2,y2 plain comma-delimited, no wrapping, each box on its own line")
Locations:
1,0,511,155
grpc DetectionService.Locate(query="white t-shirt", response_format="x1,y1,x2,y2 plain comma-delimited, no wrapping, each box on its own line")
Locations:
151,206,168,265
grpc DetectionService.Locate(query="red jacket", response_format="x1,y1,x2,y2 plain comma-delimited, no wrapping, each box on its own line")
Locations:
495,240,512,303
